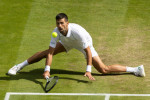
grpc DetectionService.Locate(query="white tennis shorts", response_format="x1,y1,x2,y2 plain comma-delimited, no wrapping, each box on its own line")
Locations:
59,41,98,58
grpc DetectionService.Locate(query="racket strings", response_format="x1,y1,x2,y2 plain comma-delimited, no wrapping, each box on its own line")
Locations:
45,78,57,91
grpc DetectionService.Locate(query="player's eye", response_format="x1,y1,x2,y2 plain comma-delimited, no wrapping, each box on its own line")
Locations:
60,22,64,25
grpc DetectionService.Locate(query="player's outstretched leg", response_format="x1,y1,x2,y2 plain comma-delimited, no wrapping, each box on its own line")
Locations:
92,56,145,77
8,42,66,75
7,50,49,75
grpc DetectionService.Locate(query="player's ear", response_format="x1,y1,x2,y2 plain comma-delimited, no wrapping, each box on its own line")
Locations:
65,21,69,25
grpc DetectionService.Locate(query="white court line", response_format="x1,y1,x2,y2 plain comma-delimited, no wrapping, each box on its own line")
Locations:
105,94,110,100
4,93,10,100
4,92,150,100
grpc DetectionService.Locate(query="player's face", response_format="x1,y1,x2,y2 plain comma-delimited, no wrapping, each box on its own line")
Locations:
56,18,69,36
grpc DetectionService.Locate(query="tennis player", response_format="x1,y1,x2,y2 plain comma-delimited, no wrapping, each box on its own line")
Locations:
8,13,145,80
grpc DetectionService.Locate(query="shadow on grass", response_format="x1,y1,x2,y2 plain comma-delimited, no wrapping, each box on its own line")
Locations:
1,68,132,92
0,68,97,92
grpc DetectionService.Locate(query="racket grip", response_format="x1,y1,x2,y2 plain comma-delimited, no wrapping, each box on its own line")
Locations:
45,76,49,80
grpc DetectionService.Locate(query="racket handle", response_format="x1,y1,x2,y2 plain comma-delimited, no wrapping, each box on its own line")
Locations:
45,76,49,80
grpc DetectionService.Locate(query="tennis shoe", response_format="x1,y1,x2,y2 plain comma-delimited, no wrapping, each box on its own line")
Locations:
8,65,21,75
134,65,146,77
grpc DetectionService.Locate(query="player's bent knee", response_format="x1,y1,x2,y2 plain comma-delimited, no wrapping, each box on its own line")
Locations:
101,70,108,74
101,66,110,74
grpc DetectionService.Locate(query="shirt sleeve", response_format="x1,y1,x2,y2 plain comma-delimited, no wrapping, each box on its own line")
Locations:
49,30,59,48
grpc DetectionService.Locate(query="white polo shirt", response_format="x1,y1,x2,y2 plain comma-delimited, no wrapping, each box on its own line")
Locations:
50,23,93,50
50,23,98,57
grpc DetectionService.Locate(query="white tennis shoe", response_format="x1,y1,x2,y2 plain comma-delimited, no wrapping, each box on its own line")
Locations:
134,65,146,77
8,65,21,75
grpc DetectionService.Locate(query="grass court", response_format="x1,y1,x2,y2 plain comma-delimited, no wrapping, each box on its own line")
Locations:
0,0,150,100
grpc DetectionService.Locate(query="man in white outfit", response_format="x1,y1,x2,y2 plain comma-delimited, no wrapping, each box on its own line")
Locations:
8,13,145,80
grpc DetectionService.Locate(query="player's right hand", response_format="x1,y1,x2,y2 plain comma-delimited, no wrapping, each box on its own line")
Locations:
43,71,50,79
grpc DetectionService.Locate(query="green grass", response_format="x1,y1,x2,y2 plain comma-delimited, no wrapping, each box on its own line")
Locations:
0,0,150,100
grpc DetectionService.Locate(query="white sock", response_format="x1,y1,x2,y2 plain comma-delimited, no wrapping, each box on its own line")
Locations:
126,66,136,73
17,60,29,69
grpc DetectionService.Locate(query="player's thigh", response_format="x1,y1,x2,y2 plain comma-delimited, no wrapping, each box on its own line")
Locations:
40,42,66,57
53,42,67,55
92,56,107,73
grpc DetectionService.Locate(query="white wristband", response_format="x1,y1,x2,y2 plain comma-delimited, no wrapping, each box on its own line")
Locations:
44,65,50,72
86,65,92,72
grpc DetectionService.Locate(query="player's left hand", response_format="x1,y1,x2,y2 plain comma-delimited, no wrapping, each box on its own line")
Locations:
84,72,95,80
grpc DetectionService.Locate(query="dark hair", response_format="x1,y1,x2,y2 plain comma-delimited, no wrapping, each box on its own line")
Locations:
56,13,68,21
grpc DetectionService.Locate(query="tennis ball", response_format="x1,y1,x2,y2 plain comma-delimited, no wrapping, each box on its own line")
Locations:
52,32,57,38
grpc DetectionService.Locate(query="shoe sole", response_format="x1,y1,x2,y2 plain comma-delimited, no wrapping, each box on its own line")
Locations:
7,72,16,75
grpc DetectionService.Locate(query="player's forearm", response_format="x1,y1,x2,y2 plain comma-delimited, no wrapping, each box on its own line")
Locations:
44,47,54,72
44,53,53,72
84,47,92,66
86,53,92,72
86,54,92,65
84,46,92,72
45,53,53,66
45,46,55,66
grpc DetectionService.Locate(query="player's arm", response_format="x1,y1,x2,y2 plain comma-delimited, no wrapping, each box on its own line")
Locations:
73,28,95,80
43,46,55,79
43,29,59,79
84,46,95,80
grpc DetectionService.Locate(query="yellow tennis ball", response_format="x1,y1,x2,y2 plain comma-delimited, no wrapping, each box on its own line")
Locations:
52,32,57,38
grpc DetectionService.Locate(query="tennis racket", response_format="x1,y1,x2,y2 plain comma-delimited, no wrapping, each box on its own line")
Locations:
44,76,59,93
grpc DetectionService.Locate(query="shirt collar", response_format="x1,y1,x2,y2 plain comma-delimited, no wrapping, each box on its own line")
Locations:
66,24,71,37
